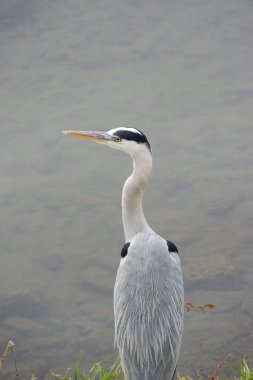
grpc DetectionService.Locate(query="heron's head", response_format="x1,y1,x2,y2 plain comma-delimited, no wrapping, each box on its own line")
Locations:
62,127,152,157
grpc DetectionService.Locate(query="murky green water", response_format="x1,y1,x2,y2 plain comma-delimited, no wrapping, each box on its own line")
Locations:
1,0,253,378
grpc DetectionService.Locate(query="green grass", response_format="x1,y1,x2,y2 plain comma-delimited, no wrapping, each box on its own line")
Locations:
1,341,252,380
226,357,253,380
48,354,253,380
50,353,124,380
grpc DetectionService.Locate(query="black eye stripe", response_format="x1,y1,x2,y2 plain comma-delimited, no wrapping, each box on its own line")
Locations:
114,129,151,152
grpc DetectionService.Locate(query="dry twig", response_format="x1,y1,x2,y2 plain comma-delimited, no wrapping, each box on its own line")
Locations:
209,353,233,380
184,302,215,313
0,340,15,370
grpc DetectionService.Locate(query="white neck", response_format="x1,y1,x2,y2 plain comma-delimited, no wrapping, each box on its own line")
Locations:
122,149,153,242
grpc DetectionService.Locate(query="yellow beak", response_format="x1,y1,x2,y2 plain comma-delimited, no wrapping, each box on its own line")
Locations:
62,130,118,144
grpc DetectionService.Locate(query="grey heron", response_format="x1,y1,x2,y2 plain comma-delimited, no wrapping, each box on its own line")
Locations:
62,127,184,380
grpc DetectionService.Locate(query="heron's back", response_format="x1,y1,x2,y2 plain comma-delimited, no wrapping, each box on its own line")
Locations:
114,232,184,380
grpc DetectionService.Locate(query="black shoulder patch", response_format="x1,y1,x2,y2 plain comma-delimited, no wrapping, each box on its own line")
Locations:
166,240,178,254
121,242,130,258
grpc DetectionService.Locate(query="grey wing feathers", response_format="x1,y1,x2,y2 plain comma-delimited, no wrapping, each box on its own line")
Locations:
114,233,184,380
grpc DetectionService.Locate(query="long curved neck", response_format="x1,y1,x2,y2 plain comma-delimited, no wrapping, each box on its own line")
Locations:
122,149,153,242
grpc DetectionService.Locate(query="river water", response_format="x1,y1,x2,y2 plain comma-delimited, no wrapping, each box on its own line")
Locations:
0,0,253,378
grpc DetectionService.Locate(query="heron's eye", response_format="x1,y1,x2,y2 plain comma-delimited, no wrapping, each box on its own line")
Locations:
115,136,122,142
